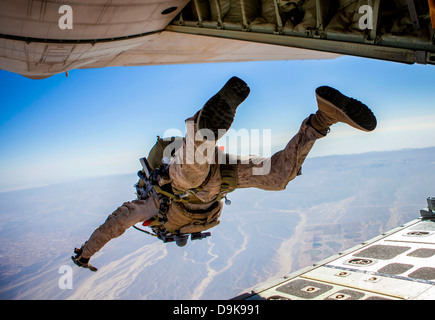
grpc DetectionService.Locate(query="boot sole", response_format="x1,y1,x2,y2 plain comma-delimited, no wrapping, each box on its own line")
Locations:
198,77,250,139
315,86,377,132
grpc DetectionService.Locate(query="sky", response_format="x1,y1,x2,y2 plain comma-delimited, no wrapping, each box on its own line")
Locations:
0,55,434,192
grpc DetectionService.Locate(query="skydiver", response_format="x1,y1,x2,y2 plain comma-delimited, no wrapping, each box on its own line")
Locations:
72,76,376,271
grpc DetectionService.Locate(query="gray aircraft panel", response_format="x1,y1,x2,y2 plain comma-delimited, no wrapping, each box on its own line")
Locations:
234,198,435,300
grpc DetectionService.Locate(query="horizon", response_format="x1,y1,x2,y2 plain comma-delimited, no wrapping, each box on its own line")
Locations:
0,144,433,194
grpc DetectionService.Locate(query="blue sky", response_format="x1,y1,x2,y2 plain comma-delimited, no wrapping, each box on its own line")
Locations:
1,55,434,192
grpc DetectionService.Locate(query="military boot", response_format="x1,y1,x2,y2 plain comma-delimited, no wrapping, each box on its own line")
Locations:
310,86,377,134
197,76,250,140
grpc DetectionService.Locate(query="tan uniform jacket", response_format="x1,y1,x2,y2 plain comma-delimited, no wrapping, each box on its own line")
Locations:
81,117,323,258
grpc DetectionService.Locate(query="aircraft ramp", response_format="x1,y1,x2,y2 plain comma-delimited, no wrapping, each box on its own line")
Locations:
234,197,435,300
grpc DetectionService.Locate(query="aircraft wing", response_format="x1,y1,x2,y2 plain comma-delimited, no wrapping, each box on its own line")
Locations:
0,0,434,79
233,197,435,300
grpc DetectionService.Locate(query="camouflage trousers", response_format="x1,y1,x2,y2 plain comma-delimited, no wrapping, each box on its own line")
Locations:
81,114,324,258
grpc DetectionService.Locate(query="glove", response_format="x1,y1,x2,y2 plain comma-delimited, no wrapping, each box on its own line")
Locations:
71,244,98,272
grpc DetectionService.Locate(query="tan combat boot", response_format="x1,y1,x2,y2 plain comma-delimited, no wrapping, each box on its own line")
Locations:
310,86,377,135
197,76,250,140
